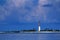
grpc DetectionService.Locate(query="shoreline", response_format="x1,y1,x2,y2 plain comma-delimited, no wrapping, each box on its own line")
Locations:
0,31,60,34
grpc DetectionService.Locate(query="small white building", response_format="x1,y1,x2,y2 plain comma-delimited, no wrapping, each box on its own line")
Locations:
38,26,41,32
38,21,41,32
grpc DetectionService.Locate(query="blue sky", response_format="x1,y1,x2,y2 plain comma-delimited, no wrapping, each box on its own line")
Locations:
0,0,60,31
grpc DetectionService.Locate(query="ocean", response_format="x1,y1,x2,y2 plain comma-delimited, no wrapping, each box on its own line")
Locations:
0,33,60,40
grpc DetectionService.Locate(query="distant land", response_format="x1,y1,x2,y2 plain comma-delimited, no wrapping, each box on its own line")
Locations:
0,28,60,34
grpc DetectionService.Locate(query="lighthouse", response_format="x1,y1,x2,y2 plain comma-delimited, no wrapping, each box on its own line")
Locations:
38,21,41,32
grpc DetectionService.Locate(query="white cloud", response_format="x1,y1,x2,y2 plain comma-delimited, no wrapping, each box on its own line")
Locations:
0,6,8,21
17,0,51,22
6,0,26,7
0,0,27,21
39,0,49,6
0,0,59,23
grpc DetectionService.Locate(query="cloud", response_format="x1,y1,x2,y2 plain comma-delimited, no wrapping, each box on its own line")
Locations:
6,0,26,7
0,0,60,23
0,6,8,21
0,0,26,21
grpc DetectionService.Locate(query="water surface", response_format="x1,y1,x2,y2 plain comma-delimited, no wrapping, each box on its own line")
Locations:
0,33,60,40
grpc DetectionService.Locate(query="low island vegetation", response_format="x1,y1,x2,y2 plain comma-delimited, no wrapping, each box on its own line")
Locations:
0,28,60,34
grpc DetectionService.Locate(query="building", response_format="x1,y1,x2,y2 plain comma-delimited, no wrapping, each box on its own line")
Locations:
38,21,41,32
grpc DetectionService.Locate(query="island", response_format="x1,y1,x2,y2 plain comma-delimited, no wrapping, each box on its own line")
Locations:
0,28,60,34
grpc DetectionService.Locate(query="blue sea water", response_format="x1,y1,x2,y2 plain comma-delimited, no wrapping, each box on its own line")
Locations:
0,33,60,40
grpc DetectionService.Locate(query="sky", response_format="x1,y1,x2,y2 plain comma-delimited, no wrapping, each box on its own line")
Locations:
0,0,60,31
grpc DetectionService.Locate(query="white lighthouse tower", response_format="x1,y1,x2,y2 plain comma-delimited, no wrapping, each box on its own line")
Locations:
38,21,41,32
